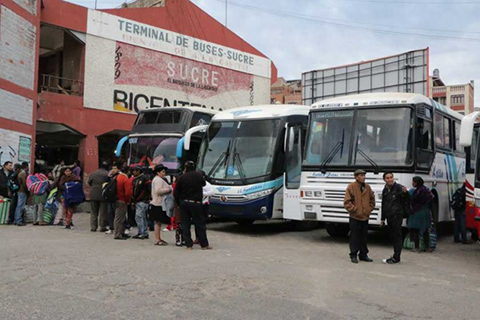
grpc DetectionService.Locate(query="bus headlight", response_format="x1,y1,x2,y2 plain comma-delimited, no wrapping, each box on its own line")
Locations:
314,191,323,198
245,188,276,200
475,198,480,208
305,191,313,197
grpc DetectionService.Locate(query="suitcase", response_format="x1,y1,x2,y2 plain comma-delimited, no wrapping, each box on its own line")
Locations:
0,198,11,224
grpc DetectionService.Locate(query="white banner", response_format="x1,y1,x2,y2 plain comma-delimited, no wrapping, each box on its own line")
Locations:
87,10,271,78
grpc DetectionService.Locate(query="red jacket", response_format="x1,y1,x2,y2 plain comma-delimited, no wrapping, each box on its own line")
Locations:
116,173,133,203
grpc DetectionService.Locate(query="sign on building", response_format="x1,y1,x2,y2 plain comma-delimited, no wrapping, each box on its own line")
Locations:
302,48,428,105
84,10,272,113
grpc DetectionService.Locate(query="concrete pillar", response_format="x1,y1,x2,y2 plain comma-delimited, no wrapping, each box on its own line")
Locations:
78,134,98,177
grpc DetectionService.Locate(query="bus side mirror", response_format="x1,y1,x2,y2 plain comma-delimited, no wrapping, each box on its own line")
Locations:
184,125,209,151
115,136,129,158
460,111,480,147
176,137,185,159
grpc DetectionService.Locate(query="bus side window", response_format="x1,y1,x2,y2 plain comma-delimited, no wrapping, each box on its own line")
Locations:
418,118,433,150
453,121,461,152
443,117,451,150
434,113,444,147
191,113,212,128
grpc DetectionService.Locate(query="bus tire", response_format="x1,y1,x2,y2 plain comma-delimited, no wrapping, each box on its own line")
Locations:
325,223,350,238
430,195,439,226
236,219,255,227
292,220,319,231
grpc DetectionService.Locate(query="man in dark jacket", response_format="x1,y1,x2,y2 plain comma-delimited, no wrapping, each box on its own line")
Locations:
0,161,13,198
132,166,151,239
174,161,210,250
380,172,409,264
88,161,110,232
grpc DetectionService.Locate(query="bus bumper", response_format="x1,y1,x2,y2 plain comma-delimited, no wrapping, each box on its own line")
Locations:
209,195,274,220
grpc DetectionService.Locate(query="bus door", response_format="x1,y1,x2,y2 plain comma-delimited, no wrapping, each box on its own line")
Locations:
283,124,304,221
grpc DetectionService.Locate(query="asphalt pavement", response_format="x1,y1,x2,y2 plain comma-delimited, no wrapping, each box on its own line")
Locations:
1,213,480,320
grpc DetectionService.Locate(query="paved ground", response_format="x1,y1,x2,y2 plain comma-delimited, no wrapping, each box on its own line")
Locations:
1,213,480,320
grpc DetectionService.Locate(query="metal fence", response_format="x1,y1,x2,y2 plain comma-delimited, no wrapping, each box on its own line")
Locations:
39,74,84,96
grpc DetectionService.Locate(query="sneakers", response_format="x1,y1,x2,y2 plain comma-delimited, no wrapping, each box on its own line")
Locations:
105,229,113,234
124,228,130,235
382,257,400,264
64,225,72,229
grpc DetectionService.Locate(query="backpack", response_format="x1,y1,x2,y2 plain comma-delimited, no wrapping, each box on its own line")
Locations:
450,187,466,211
26,173,49,195
102,176,117,202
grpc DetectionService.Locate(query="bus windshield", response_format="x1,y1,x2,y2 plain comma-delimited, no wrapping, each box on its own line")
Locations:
129,136,180,170
305,107,413,168
199,119,282,180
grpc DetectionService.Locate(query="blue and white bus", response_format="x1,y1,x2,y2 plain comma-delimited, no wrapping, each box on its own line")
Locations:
283,93,465,237
183,105,310,226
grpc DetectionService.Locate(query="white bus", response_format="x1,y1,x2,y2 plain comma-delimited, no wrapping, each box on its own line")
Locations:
459,111,480,240
183,105,310,226
283,92,465,237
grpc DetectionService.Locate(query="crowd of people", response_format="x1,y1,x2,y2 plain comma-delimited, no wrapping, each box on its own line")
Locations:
1,159,473,256
0,159,213,250
344,169,471,265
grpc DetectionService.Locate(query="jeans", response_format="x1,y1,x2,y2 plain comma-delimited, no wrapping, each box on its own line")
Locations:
135,202,149,236
349,218,369,258
14,192,27,224
454,210,467,242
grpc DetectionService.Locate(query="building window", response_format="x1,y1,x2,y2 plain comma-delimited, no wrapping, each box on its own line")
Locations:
451,94,464,105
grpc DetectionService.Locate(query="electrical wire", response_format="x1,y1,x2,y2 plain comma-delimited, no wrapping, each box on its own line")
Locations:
209,0,480,42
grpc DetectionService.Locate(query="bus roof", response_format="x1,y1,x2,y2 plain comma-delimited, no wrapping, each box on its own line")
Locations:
311,92,462,119
212,104,310,120
140,107,218,115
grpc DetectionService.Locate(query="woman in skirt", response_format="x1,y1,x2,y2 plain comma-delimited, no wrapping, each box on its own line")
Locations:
150,164,172,245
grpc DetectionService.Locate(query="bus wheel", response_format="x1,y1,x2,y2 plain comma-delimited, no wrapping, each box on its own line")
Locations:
471,229,479,241
325,223,350,237
292,220,319,231
430,198,439,226
236,219,255,227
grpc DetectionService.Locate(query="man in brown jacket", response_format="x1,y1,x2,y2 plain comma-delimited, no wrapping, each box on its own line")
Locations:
344,169,375,263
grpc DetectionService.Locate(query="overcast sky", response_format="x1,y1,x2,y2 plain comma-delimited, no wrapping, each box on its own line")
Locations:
70,0,480,106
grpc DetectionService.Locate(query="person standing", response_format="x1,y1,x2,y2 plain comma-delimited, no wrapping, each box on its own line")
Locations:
132,166,151,240
72,160,82,180
88,161,110,232
150,164,172,245
451,183,469,244
113,162,133,240
408,176,434,252
13,162,29,226
380,172,410,264
174,161,211,250
29,168,50,226
344,169,375,263
58,167,81,229
0,161,13,198
194,171,214,245
7,164,21,224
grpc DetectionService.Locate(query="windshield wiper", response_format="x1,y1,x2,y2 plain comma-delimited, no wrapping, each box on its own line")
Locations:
232,141,247,184
207,140,231,178
320,129,345,173
354,133,380,174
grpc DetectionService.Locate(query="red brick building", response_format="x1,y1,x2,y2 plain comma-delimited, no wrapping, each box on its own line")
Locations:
0,0,277,186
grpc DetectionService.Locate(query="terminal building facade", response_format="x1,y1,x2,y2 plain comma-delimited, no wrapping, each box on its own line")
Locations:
0,0,277,184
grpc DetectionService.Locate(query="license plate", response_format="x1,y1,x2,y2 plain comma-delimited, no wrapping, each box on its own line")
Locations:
304,212,317,220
